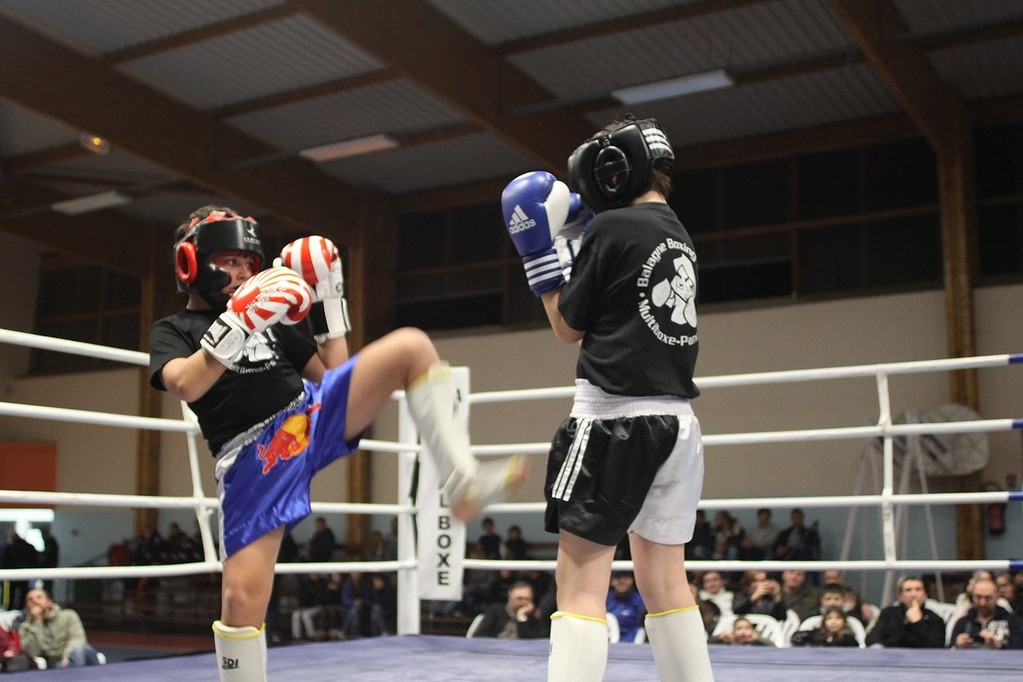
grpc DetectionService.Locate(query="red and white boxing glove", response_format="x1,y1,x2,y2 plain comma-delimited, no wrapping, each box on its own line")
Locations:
278,236,351,343
201,267,313,367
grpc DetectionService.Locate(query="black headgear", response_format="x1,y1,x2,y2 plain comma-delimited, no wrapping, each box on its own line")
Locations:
567,116,674,214
174,216,264,309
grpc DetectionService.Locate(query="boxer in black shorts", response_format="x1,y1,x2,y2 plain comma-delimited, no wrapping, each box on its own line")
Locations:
503,116,713,681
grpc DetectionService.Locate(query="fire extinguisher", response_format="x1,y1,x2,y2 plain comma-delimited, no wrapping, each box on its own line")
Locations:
987,474,1016,535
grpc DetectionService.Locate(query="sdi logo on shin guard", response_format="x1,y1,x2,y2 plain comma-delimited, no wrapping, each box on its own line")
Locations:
221,656,240,670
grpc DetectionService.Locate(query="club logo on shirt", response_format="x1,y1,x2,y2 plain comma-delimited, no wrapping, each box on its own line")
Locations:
257,403,321,474
636,238,698,347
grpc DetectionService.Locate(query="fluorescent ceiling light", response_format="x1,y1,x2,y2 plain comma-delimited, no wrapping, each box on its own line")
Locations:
612,69,734,105
51,190,132,215
299,133,398,162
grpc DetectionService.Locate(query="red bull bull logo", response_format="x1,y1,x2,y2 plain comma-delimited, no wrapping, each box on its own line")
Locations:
257,403,321,474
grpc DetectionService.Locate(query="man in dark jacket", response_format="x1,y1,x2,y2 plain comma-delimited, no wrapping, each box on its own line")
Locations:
950,576,1023,649
473,580,550,639
865,576,946,648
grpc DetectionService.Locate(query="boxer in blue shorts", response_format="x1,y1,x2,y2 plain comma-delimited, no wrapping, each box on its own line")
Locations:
150,206,527,682
503,117,714,681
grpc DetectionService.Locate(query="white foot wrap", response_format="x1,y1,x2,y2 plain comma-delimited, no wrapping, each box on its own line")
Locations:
547,612,608,682
407,362,526,520
213,620,267,682
644,607,714,682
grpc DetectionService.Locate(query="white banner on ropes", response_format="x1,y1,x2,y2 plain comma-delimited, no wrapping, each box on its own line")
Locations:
416,367,468,601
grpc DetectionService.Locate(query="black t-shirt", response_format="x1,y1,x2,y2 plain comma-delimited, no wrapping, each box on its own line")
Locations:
558,202,700,398
148,308,317,453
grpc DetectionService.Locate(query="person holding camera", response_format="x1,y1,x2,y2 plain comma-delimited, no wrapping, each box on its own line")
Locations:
733,570,787,621
950,576,1023,649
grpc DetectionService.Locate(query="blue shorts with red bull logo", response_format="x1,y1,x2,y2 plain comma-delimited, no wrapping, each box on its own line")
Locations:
214,354,362,559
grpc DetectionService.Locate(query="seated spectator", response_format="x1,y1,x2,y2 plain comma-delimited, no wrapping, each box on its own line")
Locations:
606,571,645,643
474,580,549,639
291,572,330,641
478,517,502,560
732,570,787,621
781,570,820,622
17,588,102,667
865,576,945,648
699,570,735,617
339,572,369,639
502,525,531,560
791,606,859,647
742,508,779,560
685,510,714,561
823,569,877,625
362,573,397,637
689,581,721,637
950,576,1023,649
303,517,336,563
773,508,820,561
709,616,773,646
995,571,1023,617
1,614,37,672
712,511,745,561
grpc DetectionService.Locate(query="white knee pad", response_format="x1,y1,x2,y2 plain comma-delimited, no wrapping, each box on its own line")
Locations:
548,612,608,682
644,607,714,682
213,620,267,682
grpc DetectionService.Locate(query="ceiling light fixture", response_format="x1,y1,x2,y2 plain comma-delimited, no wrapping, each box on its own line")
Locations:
612,69,734,105
51,190,132,215
299,133,398,162
78,132,111,155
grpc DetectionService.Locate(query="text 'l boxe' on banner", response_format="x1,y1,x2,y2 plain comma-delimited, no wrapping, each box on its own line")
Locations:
416,367,468,601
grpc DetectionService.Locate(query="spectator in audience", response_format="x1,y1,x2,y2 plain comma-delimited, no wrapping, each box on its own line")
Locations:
18,588,101,667
291,572,330,641
474,580,549,639
773,508,820,561
790,606,859,647
865,576,945,648
478,517,502,560
709,616,773,646
502,525,531,560
685,510,714,561
699,570,735,617
304,517,336,563
131,525,164,566
606,571,646,643
732,570,787,621
1,615,36,672
781,569,820,622
743,508,780,560
995,571,1023,617
361,573,396,637
2,532,39,610
340,572,370,639
689,581,721,637
950,576,1023,649
817,583,846,614
711,511,744,561
823,569,876,625
39,529,59,594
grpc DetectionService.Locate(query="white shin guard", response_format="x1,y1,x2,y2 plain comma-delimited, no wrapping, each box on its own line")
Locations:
213,620,267,682
547,612,608,682
644,607,714,682
406,362,524,519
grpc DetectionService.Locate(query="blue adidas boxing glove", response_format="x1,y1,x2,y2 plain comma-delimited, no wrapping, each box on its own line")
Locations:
502,171,571,296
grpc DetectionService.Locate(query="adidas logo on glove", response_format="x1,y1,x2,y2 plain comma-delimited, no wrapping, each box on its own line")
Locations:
507,205,537,234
